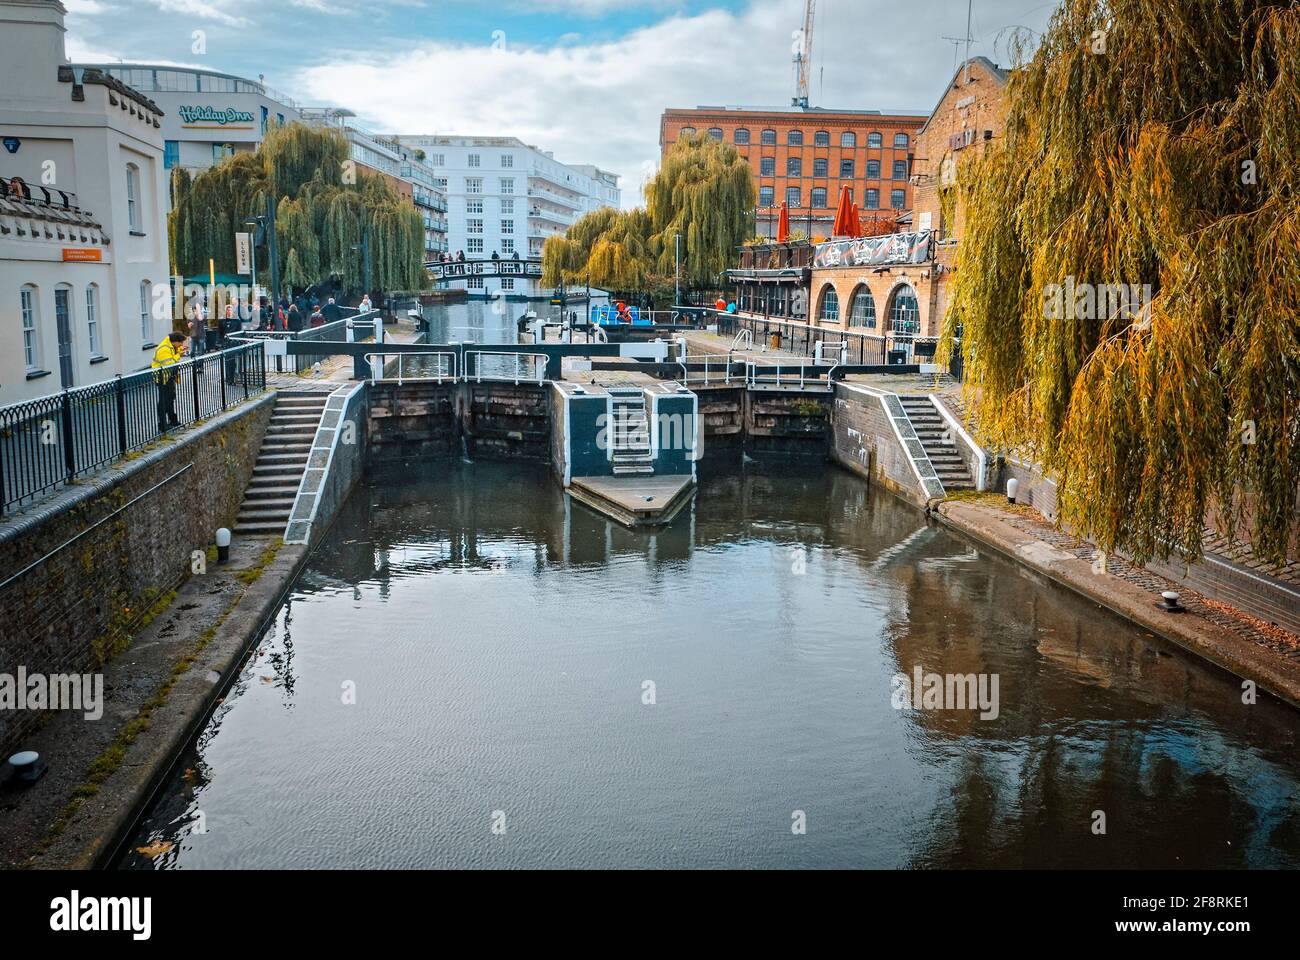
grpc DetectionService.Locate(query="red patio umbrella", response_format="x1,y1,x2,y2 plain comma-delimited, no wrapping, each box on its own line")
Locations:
850,202,862,238
776,202,790,243
832,185,855,237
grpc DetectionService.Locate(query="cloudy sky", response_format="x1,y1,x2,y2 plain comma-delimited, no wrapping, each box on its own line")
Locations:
62,0,1059,203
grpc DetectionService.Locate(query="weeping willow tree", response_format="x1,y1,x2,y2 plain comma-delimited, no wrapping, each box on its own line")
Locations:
542,134,754,296
168,123,424,296
941,0,1300,566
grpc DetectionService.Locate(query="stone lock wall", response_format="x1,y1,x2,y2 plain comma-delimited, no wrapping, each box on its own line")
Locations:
0,394,274,756
830,385,929,507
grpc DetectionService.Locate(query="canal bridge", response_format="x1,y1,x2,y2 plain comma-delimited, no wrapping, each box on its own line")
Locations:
425,257,543,285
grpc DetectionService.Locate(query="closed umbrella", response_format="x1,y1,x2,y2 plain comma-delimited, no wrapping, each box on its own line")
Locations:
776,202,790,243
832,185,854,237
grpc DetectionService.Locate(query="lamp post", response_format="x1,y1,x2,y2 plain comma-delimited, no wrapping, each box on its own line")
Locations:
674,232,682,307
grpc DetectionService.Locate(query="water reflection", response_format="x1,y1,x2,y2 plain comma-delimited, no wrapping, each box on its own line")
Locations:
120,460,1300,869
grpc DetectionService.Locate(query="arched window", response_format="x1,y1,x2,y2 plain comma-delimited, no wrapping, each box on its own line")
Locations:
814,130,830,147
20,284,40,370
707,127,723,141
894,132,910,149
867,131,882,148
841,131,857,148
761,129,777,145
849,286,877,328
679,126,696,139
734,128,750,145
126,163,142,232
888,284,920,335
787,129,804,146
818,285,840,323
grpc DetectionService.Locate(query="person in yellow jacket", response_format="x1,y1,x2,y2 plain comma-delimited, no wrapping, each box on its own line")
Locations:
151,332,188,432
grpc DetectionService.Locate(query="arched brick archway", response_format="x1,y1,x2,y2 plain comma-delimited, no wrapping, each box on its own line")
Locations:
884,281,920,336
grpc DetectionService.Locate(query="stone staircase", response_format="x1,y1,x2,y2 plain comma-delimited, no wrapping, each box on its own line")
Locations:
898,395,975,491
609,389,654,476
235,392,329,536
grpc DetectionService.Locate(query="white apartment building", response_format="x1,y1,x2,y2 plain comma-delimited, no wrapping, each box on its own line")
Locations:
397,136,620,300
78,62,302,204
0,0,170,406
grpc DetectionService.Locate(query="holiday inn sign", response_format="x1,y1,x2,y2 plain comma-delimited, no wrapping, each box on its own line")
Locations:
178,105,255,127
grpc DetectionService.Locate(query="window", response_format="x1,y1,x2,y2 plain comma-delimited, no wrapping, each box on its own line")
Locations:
467,276,484,289
164,141,180,169
892,159,908,180
889,284,920,334
811,187,827,208
849,287,876,328
813,158,829,177
787,130,804,146
501,278,515,291
501,219,514,234
500,198,514,215
841,132,857,148
868,131,882,148
890,188,906,208
501,154,513,168
787,157,802,177
21,285,39,370
761,129,777,145
707,128,723,141
466,199,484,215
894,133,910,149
679,126,696,139
467,218,483,234
500,178,514,194
866,159,881,178
734,128,750,145
759,186,775,206
468,154,481,167
818,286,840,322
86,284,102,356
865,188,880,209
139,280,152,343
126,163,141,232
814,130,830,147
785,186,801,208
760,157,776,176
431,154,445,166
434,178,448,189
467,238,484,254
466,177,483,194
212,143,233,162
501,238,514,255
840,159,855,178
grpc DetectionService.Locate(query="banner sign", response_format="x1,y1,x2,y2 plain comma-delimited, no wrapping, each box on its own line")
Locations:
62,248,102,262
428,260,541,281
235,232,252,275
813,231,932,270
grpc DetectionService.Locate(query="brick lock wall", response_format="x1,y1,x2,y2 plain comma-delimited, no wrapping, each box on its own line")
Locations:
0,395,273,755
660,108,927,237
830,386,928,506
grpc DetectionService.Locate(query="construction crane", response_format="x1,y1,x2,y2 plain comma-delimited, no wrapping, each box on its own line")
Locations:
792,0,816,109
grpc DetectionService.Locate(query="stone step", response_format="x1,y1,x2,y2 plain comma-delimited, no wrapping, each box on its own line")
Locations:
234,520,288,535
270,413,323,425
260,439,313,453
612,464,655,476
257,454,310,468
265,425,317,439
237,498,296,515
243,484,301,500
252,463,308,478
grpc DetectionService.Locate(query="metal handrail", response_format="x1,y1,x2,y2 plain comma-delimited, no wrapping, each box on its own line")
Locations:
677,353,735,386
364,351,457,385
730,328,754,352
465,351,548,385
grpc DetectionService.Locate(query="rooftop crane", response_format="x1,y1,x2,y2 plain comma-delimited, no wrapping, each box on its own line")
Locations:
792,0,816,109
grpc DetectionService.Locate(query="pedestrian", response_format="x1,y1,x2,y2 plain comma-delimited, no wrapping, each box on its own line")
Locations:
358,293,373,314
286,302,303,332
323,297,342,324
151,332,188,433
309,304,325,328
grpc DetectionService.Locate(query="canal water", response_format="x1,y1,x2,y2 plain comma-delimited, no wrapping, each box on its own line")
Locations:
120,460,1300,869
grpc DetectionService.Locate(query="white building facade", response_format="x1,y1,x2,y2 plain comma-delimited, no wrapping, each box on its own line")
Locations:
397,136,620,300
0,0,170,406
79,63,302,198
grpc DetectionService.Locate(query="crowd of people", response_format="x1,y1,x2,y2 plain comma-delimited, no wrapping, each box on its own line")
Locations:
430,249,523,263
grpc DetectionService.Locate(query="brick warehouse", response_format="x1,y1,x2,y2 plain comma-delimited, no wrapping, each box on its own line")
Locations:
660,105,928,240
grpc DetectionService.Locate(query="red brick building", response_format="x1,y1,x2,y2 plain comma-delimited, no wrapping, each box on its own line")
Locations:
659,105,929,240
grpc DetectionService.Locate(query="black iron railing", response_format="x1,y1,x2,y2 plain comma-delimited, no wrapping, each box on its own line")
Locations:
232,308,373,374
0,341,266,514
